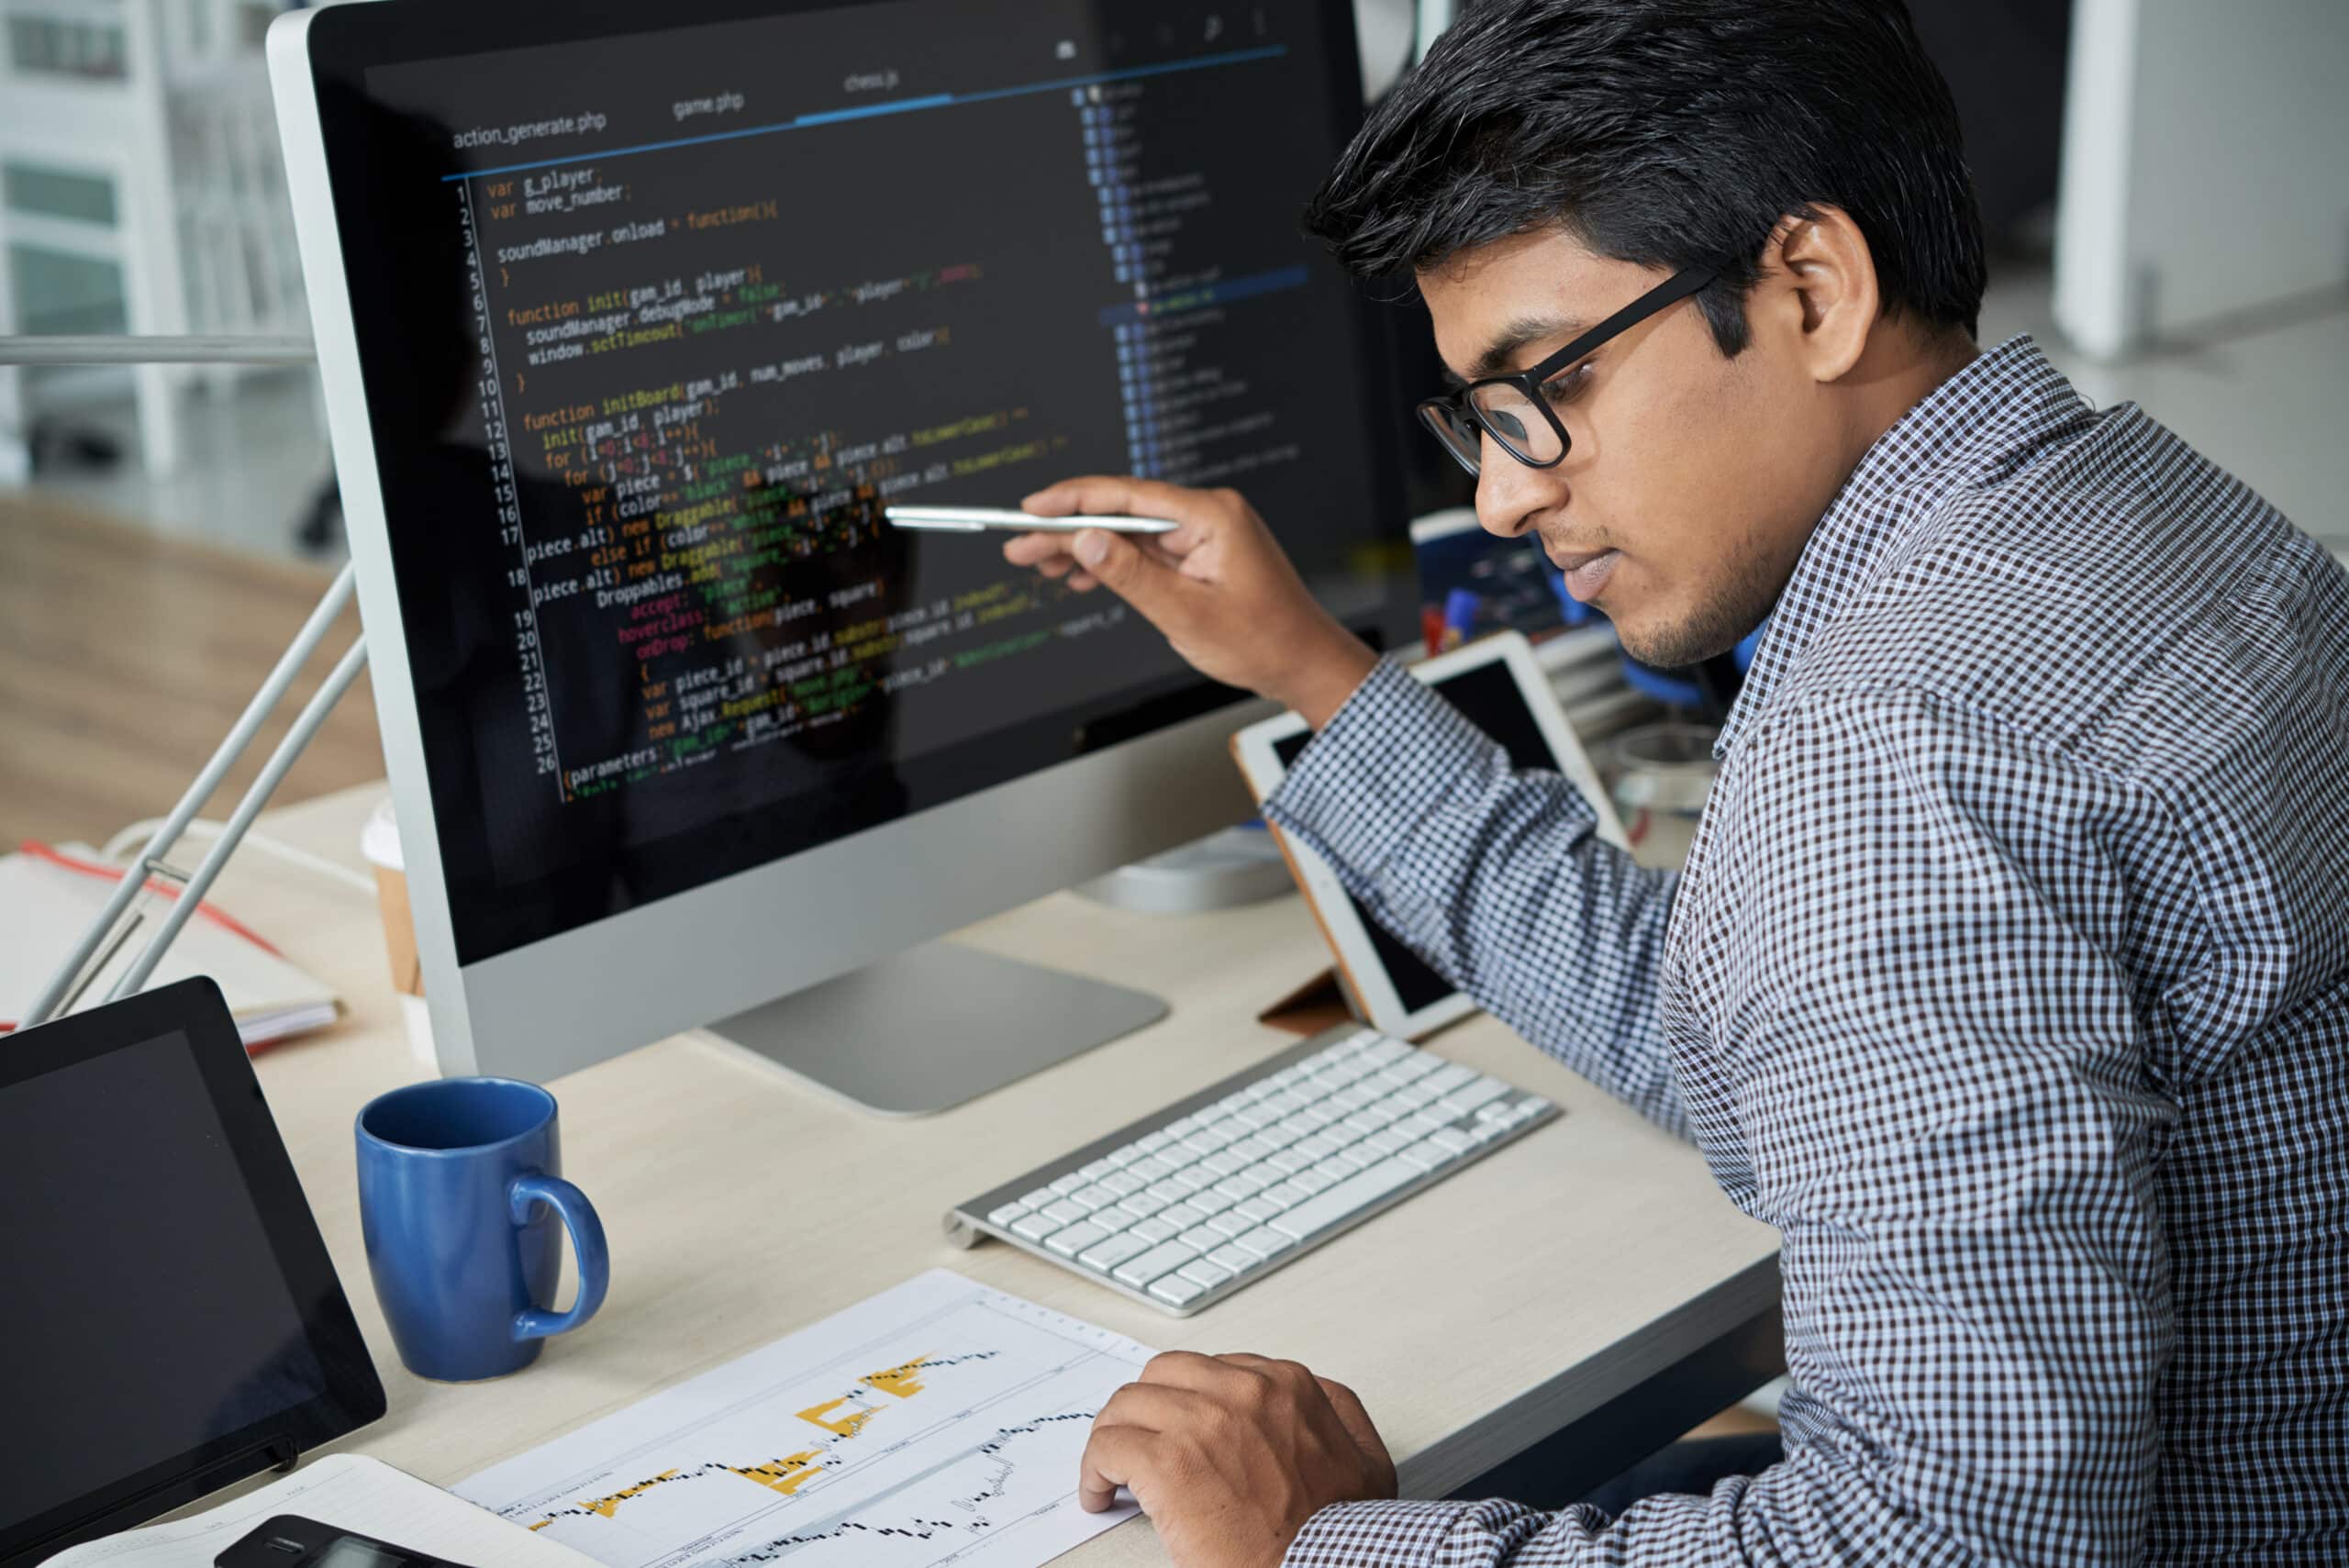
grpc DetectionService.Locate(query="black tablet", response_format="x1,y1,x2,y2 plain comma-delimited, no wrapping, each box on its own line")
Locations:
0,978,384,1568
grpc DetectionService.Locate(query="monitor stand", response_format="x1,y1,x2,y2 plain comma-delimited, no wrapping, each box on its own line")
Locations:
703,940,1167,1117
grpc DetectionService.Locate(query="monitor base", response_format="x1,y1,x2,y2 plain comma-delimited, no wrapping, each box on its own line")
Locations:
703,941,1167,1118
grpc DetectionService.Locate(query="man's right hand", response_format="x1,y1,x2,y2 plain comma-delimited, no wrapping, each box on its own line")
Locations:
1004,476,1378,729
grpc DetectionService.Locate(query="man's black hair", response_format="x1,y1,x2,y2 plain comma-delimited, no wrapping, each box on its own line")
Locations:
1304,0,1986,352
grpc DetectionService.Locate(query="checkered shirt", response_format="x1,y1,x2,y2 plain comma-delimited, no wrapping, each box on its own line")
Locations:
1264,336,2349,1564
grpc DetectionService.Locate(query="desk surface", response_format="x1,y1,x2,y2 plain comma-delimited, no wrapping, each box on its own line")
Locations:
228,783,1776,1563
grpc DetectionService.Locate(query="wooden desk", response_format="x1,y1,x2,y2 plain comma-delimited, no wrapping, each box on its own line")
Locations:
227,783,1779,1561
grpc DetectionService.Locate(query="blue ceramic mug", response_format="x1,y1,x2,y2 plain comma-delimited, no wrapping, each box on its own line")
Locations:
354,1077,609,1382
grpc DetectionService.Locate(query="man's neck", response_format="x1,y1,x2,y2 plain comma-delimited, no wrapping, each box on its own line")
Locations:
1839,325,1981,470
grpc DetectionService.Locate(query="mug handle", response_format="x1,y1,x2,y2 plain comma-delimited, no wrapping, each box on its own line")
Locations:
507,1173,610,1342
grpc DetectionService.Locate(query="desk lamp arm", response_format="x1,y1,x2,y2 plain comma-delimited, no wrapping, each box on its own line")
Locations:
21,563,365,1029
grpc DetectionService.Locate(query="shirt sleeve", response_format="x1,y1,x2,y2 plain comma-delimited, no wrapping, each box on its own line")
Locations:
1263,657,1687,1138
1282,689,2176,1567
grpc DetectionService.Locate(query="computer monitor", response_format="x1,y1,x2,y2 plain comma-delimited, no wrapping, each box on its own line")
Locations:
268,0,1413,1112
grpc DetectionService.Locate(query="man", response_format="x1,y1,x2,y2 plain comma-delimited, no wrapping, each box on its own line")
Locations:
1005,1,2349,1564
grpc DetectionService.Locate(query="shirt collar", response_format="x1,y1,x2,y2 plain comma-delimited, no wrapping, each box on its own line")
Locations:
1712,334,2086,760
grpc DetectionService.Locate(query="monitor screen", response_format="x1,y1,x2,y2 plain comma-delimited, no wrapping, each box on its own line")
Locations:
309,0,1408,963
1274,657,1562,1017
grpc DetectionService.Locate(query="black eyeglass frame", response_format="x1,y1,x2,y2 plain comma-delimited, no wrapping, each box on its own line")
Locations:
1416,265,1720,475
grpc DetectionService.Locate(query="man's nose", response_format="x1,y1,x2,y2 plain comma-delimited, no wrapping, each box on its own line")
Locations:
1474,443,1560,540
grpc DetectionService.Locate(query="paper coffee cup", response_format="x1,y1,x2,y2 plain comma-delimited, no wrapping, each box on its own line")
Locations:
360,796,436,1064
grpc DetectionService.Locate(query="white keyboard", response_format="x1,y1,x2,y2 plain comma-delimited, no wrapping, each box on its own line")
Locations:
946,1024,1560,1316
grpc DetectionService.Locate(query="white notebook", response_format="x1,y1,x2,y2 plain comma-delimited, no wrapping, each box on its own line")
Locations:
0,849,340,1047
38,1452,593,1567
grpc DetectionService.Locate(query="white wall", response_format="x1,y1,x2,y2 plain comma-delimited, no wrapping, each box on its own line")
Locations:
2055,0,2349,359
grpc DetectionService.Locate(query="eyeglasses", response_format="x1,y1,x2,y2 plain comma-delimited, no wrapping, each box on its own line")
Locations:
1416,266,1719,476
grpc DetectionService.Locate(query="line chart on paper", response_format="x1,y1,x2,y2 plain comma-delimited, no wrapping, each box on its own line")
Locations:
455,1271,1156,1568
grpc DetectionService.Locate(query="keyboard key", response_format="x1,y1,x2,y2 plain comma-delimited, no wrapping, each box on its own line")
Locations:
1164,1116,1200,1139
1078,1233,1152,1271
1208,1243,1259,1273
1099,1171,1146,1196
1041,1199,1091,1225
1208,1117,1252,1142
1137,1129,1174,1153
1131,1218,1179,1243
1230,1103,1280,1129
1178,1260,1234,1289
1389,1053,1440,1082
1313,1157,1362,1184
1263,1090,1308,1115
1233,1226,1297,1259
1146,1179,1193,1207
1106,1146,1143,1167
1397,1111,1448,1140
1296,1133,1341,1161
1113,1241,1199,1288
987,1202,1030,1228
1477,1100,1516,1122
1267,1148,1316,1173
1172,1166,1219,1190
1047,1222,1109,1257
1011,1212,1063,1241
1091,1205,1138,1232
1149,1273,1206,1307
1421,1062,1477,1095
1201,1150,1251,1177
1182,1129,1230,1155
1235,1196,1283,1224
1269,1158,1421,1241
1397,1140,1456,1173
1027,1186,1064,1207
1262,1179,1311,1208
1243,1077,1285,1100
1395,1083,1442,1108
1358,1103,1403,1129
1081,1158,1119,1181
1071,1184,1120,1211
1363,1129,1412,1157
1224,1170,1272,1196
1430,1127,1475,1155
1207,1210,1256,1237
1185,1185,1236,1217
1360,1038,1413,1065
1178,1225,1226,1252
1275,1114,1322,1140
1442,1077,1516,1118
1158,1202,1208,1230
1291,1166,1336,1195
1114,1193,1164,1221
1340,1114,1384,1140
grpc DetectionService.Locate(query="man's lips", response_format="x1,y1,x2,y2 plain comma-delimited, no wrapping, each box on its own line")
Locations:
1547,545,1621,602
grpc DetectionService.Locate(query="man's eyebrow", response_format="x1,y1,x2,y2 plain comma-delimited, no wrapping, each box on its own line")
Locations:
1467,315,1587,381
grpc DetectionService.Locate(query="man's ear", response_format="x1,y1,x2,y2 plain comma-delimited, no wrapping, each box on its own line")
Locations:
1750,206,1878,384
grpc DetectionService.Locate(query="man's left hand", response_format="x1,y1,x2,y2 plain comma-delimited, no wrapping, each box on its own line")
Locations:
1079,1351,1397,1568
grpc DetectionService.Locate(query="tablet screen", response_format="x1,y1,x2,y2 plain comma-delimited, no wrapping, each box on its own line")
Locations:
0,1030,328,1519
0,981,381,1565
1275,657,1561,1015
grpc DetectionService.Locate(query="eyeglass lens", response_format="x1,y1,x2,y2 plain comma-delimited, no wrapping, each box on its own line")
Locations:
1468,382,1564,466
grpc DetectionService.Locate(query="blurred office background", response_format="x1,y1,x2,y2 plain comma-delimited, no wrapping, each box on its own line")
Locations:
2,0,2345,844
